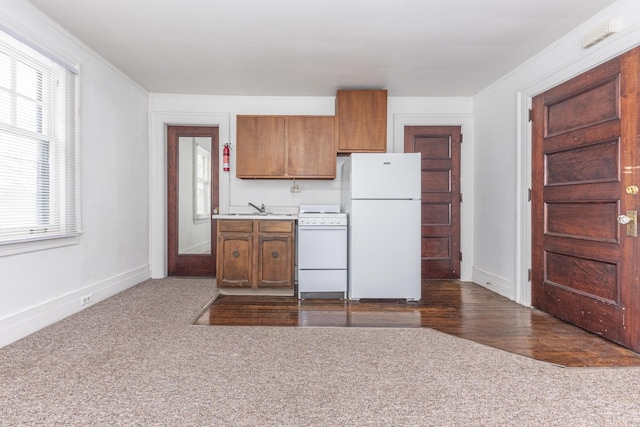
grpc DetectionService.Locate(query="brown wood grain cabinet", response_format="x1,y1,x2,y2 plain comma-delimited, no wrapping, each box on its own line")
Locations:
256,221,294,288
236,115,335,179
216,220,254,287
236,116,286,178
335,89,387,153
216,219,295,289
287,116,335,177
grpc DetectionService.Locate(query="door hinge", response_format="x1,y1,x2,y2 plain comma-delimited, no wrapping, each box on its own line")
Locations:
528,268,532,282
460,193,463,203
528,188,532,202
528,108,533,122
460,133,463,143
459,252,463,262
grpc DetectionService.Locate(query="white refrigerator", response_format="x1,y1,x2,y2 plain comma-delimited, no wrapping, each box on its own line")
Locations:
341,153,421,301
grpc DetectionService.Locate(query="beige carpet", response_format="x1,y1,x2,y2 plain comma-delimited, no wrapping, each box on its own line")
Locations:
2,277,640,426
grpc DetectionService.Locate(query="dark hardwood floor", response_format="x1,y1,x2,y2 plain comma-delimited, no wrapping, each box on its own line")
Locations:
194,280,640,368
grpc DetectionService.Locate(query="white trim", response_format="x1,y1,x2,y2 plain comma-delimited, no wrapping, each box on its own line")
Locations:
0,264,149,348
0,235,80,257
515,13,640,308
471,267,515,301
393,113,474,281
149,111,230,278
514,92,533,307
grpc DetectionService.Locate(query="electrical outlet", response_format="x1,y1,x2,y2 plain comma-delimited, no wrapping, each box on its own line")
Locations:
80,294,93,306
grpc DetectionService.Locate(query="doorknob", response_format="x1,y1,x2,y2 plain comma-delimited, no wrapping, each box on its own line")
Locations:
617,214,633,224
618,211,637,237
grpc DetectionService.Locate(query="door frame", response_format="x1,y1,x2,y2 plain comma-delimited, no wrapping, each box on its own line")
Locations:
516,39,640,307
393,114,474,281
149,112,230,278
167,125,219,276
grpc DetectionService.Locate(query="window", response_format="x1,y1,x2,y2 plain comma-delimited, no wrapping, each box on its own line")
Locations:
0,29,79,249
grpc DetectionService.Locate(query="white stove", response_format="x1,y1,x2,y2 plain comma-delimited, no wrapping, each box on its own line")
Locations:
296,205,347,299
298,204,347,226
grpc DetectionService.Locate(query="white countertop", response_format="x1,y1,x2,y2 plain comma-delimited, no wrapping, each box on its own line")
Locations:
213,213,298,220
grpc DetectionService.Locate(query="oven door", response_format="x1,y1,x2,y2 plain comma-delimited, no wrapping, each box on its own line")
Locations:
297,225,347,270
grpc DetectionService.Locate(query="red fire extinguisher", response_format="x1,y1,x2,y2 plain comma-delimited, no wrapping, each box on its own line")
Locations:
223,143,230,172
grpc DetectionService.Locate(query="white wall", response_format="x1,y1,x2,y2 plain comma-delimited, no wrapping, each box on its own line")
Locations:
0,0,150,347
149,94,474,279
472,0,640,304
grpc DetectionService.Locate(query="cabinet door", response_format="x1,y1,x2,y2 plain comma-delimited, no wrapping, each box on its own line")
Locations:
287,116,336,178
217,233,252,287
336,90,387,153
257,234,293,288
236,115,286,178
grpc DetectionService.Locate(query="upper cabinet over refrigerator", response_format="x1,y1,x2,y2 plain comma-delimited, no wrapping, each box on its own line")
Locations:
335,89,387,153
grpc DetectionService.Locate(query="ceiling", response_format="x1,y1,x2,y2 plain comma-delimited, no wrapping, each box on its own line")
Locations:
27,0,619,96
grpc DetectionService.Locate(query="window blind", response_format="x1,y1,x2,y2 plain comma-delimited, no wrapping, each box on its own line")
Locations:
0,29,79,245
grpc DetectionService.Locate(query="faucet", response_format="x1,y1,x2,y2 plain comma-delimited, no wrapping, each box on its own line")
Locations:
248,202,266,214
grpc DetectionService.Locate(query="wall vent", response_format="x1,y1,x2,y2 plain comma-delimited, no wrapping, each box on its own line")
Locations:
583,19,618,48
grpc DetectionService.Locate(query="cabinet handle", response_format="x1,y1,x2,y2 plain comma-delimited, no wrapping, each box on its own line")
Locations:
272,251,279,258
233,249,240,258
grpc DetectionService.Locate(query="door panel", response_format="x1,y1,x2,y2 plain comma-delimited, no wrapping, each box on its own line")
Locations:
258,235,293,288
217,234,252,287
532,47,640,352
405,126,461,279
167,126,219,276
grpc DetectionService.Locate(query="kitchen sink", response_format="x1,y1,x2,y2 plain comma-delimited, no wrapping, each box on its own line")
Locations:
228,212,264,216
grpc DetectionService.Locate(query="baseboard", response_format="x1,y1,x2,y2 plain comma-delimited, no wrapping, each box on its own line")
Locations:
218,287,294,297
471,268,516,302
0,265,150,348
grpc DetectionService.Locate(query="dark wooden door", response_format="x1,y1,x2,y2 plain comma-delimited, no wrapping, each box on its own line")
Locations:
405,126,461,279
167,126,219,276
531,47,640,352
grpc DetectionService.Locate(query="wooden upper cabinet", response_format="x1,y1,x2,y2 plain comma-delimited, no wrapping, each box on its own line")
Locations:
236,115,336,179
335,89,387,153
287,116,335,178
236,115,286,178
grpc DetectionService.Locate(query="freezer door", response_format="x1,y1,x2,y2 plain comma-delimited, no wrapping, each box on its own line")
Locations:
350,153,421,200
348,199,421,300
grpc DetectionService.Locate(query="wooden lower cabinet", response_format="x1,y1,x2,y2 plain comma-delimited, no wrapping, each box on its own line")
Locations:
217,233,252,287
216,219,294,289
257,234,293,287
